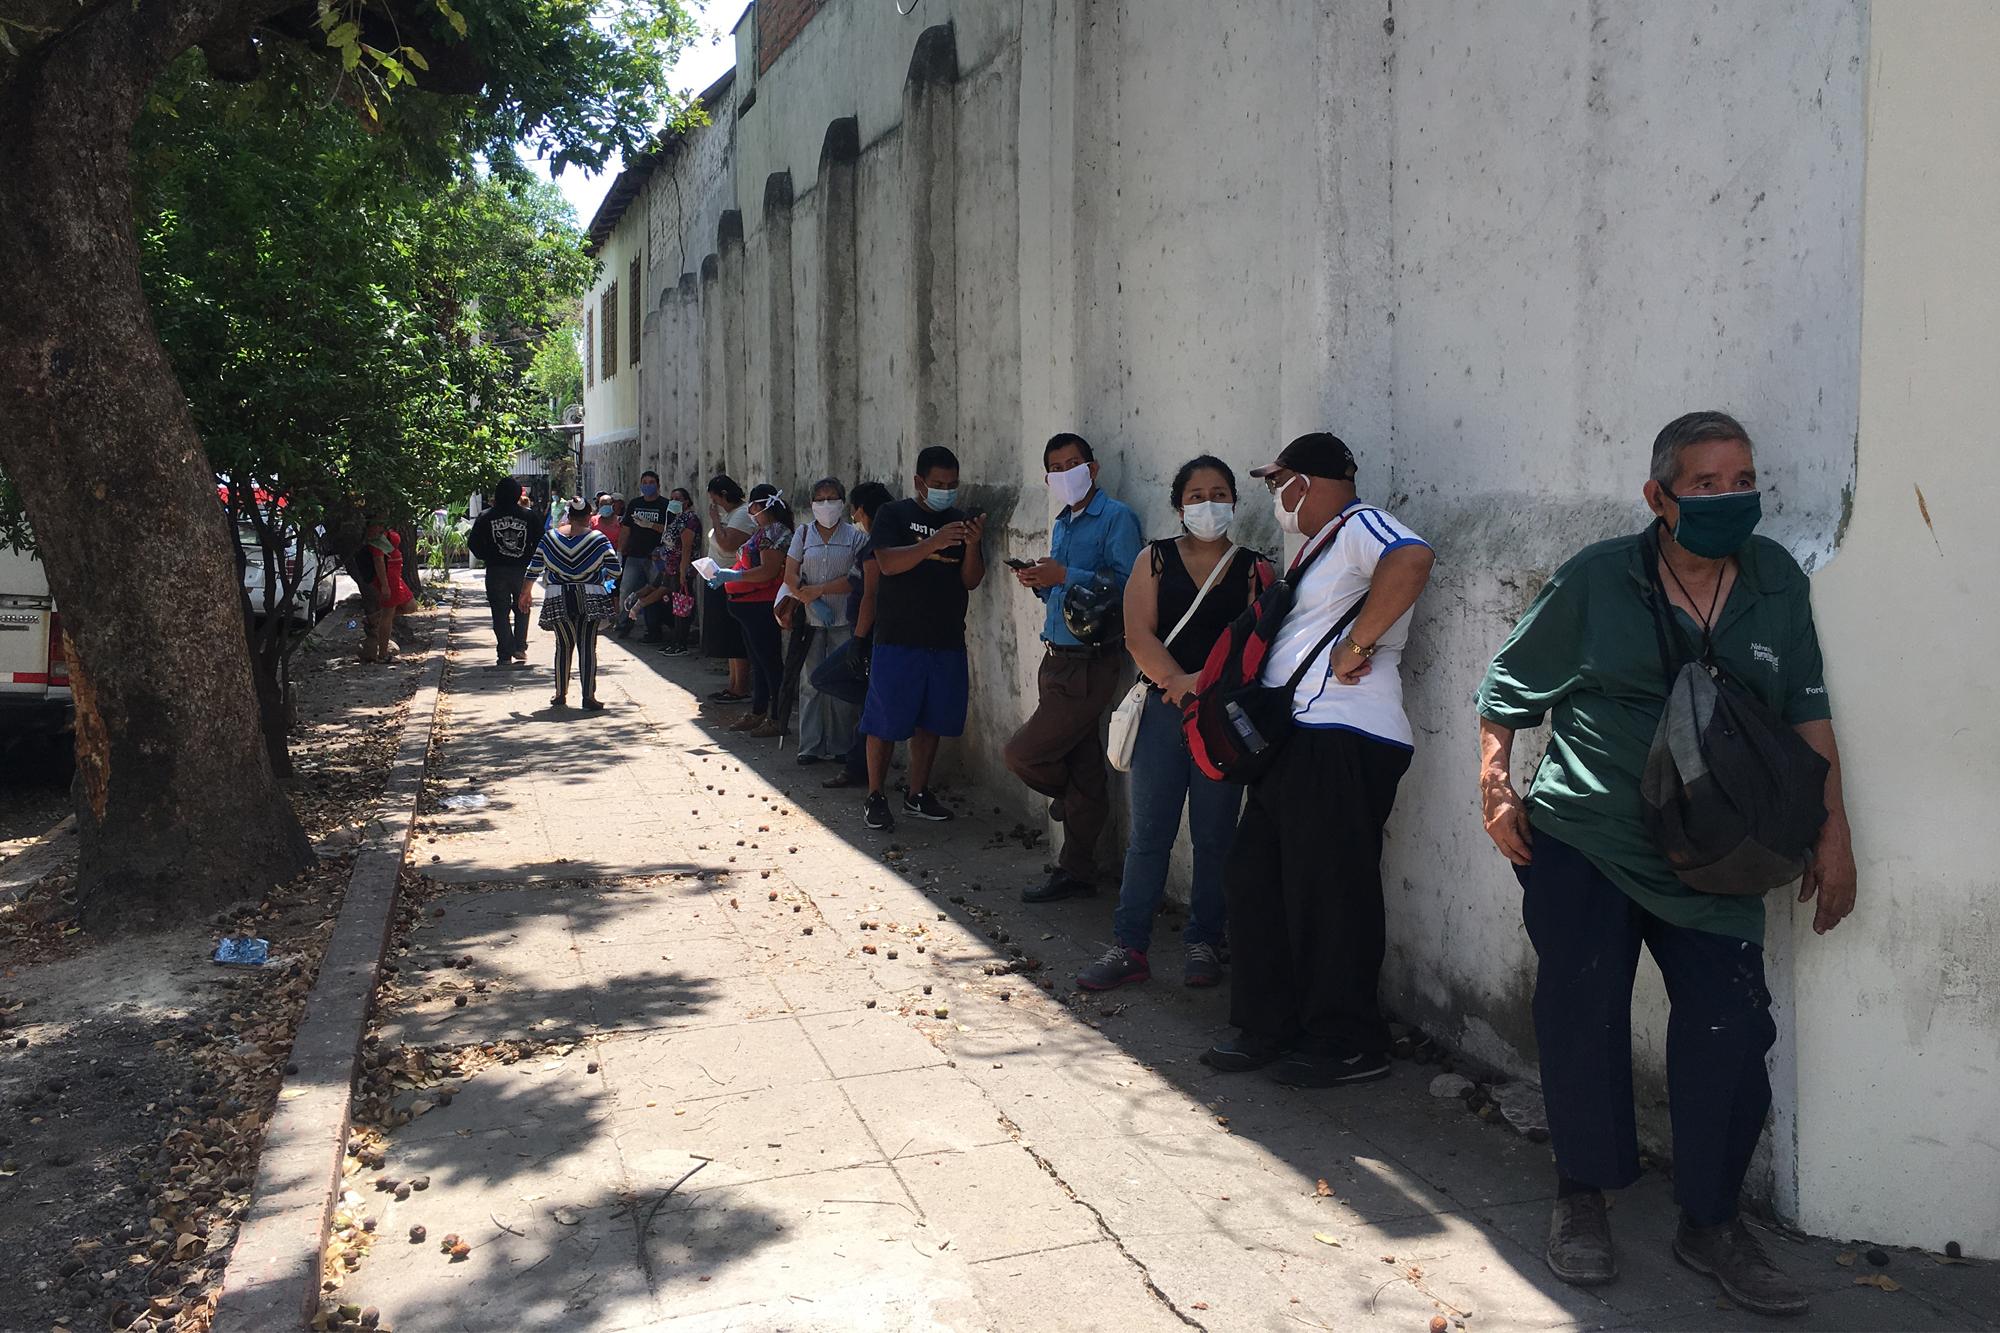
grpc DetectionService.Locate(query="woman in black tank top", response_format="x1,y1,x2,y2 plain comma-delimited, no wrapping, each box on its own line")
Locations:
1075,456,1276,995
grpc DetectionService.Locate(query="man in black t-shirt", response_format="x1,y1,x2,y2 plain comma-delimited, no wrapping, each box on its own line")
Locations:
617,470,672,640
857,445,987,830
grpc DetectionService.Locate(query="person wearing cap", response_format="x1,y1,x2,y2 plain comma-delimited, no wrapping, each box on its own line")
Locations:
1475,411,1854,1316
1005,433,1145,903
1202,432,1435,1087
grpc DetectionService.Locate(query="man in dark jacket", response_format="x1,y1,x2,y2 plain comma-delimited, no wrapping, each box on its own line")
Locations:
467,478,535,666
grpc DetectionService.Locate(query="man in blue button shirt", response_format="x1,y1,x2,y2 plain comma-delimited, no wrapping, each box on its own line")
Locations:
1005,433,1145,902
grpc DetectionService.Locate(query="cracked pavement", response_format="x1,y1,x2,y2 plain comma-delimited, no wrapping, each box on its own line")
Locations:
337,576,2000,1332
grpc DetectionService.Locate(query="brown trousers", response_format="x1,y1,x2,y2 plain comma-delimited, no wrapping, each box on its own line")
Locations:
1003,649,1125,882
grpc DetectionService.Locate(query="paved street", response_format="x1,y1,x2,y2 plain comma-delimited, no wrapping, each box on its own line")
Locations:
340,577,1999,1332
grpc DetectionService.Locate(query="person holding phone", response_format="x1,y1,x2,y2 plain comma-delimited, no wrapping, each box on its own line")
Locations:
1005,432,1144,904
857,446,987,830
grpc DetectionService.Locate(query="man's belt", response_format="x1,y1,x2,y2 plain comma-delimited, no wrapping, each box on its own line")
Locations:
1043,640,1117,659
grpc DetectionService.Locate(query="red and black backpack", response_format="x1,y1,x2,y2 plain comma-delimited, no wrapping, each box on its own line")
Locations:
1181,514,1365,783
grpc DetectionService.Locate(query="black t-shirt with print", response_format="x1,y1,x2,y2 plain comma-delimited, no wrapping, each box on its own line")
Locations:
622,494,671,558
870,498,968,650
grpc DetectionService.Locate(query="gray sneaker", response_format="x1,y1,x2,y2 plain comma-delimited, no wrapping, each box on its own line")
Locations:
1673,1216,1808,1317
1545,1192,1617,1287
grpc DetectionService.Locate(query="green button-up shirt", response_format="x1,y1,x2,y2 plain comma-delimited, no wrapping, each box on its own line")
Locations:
1476,527,1832,942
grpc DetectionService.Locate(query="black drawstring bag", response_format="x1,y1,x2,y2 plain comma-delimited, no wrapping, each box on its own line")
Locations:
1639,534,1828,896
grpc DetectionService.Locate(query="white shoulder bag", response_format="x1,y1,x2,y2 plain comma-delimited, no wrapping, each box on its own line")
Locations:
1108,544,1238,772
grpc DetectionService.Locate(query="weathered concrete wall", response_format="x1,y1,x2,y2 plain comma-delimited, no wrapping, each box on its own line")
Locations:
1795,0,2000,1256
628,0,1995,1254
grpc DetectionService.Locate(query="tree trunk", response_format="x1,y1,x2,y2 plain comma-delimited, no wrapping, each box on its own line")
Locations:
0,2,313,930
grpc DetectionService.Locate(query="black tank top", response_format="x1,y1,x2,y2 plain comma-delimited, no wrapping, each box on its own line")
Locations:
1151,539,1259,673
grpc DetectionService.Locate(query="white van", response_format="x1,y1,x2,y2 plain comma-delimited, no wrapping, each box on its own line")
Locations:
237,521,336,623
0,545,71,736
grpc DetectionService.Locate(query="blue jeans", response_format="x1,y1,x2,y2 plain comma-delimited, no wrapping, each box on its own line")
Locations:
1111,693,1238,953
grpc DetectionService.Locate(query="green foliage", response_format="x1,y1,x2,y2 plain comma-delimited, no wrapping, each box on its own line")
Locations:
527,318,585,417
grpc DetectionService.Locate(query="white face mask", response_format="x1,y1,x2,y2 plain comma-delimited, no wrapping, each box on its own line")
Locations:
1273,476,1308,535
1181,500,1233,541
812,500,844,528
1047,462,1093,508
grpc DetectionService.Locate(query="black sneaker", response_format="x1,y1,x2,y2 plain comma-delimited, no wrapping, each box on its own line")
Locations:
1267,1050,1392,1087
863,793,894,831
1076,945,1150,991
1546,1192,1618,1287
1183,941,1222,988
903,790,954,822
1021,871,1095,903
1199,1032,1290,1073
1673,1216,1807,1317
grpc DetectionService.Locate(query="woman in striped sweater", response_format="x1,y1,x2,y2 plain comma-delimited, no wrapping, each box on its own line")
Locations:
518,497,623,710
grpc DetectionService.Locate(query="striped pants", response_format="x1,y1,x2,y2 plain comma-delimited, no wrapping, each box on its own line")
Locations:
551,585,601,703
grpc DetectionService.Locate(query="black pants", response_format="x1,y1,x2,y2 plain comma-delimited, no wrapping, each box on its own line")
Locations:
1520,833,1775,1226
484,567,529,659
1224,727,1411,1055
728,598,784,714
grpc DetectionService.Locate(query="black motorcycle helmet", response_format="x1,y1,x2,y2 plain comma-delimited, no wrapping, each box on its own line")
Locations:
1062,572,1124,645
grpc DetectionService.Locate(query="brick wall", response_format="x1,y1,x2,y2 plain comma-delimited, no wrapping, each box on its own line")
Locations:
756,0,821,76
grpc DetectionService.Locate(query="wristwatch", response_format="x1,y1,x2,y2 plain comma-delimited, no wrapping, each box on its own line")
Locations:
1347,639,1378,659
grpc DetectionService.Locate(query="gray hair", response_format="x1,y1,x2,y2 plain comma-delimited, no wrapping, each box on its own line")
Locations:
1649,411,1754,490
811,476,847,500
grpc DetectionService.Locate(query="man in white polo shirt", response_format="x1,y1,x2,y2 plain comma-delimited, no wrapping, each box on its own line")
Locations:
1202,432,1437,1087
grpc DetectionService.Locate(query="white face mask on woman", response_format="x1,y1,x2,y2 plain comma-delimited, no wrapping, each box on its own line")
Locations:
1273,475,1308,535
1180,500,1233,541
812,500,845,528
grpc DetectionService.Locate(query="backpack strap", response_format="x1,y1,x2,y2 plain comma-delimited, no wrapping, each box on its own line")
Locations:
1640,525,1703,685
1275,511,1367,692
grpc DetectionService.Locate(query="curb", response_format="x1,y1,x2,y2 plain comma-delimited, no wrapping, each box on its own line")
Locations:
213,594,457,1331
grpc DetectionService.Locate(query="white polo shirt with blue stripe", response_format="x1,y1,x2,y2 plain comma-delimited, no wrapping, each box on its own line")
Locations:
1258,500,1430,749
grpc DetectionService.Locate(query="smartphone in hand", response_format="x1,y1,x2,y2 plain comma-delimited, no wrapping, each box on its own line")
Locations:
1004,557,1034,571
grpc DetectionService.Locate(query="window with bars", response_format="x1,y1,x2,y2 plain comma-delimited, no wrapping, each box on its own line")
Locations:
600,284,618,379
628,257,641,366
585,309,594,388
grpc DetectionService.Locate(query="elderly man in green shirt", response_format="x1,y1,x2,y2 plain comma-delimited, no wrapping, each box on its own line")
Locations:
1476,411,1856,1318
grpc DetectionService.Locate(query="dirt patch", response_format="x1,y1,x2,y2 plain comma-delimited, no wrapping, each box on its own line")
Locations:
0,598,445,1333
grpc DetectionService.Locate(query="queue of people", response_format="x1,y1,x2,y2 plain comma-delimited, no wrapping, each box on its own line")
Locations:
465,409,1854,1317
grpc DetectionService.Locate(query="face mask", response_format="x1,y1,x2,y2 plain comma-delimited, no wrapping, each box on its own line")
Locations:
923,485,958,512
1666,490,1762,559
812,500,845,528
1273,476,1308,535
1181,500,1233,541
597,505,615,519
639,482,659,497
666,499,685,515
1047,463,1093,507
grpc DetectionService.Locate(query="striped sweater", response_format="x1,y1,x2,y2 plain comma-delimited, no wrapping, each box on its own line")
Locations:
526,526,622,586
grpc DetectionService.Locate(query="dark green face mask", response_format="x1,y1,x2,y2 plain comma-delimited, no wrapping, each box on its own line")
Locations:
1667,489,1762,558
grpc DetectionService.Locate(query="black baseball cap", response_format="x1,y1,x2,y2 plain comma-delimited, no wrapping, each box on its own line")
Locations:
1248,432,1358,481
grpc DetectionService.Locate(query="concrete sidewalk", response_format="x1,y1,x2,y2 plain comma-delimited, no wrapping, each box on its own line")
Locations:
341,582,1998,1332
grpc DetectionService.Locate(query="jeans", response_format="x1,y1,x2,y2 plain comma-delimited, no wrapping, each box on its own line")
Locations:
1520,832,1776,1226
1110,693,1239,953
728,597,785,714
483,566,529,659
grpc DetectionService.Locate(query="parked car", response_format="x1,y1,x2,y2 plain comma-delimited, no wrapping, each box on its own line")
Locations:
0,545,71,736
237,522,336,624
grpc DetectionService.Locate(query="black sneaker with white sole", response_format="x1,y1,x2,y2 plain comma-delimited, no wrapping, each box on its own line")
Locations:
902,789,954,822
1266,1050,1392,1088
863,793,894,830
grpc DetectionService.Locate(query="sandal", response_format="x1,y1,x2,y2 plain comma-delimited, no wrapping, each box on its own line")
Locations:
706,688,749,703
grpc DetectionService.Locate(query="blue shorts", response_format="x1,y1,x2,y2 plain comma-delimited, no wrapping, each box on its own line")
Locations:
860,644,969,741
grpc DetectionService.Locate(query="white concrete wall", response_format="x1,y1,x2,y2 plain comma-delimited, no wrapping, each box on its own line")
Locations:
1792,0,2000,1257
630,0,1997,1254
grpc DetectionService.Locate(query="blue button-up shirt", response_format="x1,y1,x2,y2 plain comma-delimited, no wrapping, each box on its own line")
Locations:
1039,487,1145,646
